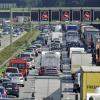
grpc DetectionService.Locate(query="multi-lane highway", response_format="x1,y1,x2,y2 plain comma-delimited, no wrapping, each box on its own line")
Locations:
0,31,26,51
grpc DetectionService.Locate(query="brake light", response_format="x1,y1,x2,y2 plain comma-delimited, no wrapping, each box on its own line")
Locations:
20,77,23,80
4,90,7,96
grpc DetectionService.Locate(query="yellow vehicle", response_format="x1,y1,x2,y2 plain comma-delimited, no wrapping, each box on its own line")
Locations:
80,66,100,100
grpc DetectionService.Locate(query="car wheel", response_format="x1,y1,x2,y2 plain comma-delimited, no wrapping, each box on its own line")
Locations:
25,77,27,81
30,68,32,70
22,84,24,87
16,94,19,98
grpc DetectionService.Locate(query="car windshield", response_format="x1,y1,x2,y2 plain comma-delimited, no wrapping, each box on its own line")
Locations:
9,73,22,77
26,58,33,61
12,63,26,69
20,54,30,58
6,68,18,73
67,32,78,36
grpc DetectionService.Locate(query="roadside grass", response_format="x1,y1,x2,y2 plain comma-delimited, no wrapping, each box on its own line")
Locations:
0,30,39,75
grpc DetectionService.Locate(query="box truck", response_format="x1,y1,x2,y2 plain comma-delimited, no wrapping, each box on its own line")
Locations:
80,66,100,100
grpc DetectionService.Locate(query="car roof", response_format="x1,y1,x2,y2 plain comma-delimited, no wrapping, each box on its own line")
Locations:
6,67,18,69
9,73,22,76
0,77,10,80
10,58,27,63
2,81,16,84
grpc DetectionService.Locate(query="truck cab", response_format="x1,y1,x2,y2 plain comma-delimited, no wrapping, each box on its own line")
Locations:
9,58,29,80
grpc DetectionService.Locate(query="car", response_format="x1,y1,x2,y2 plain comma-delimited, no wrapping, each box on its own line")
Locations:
19,51,34,59
8,73,25,87
0,86,7,98
5,67,19,77
2,82,19,97
34,44,42,53
12,32,18,37
0,78,10,84
26,57,35,69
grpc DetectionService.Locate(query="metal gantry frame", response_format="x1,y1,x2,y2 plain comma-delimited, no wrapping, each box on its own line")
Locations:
3,7,100,25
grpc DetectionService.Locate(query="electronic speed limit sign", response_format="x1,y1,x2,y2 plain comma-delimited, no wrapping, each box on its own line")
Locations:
83,10,91,21
61,10,70,21
40,11,49,21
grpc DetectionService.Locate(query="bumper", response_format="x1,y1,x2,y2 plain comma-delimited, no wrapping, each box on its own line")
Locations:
7,90,19,96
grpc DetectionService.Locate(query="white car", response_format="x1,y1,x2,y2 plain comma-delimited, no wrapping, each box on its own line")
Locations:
8,73,25,87
26,57,35,69
5,67,19,77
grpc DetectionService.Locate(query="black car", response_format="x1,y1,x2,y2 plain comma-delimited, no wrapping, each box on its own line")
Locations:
2,82,19,97
0,78,10,84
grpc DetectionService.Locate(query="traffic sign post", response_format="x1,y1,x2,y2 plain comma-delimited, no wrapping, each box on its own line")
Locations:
83,10,91,22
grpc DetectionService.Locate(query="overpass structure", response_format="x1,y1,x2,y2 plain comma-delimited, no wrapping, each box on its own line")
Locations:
0,7,100,24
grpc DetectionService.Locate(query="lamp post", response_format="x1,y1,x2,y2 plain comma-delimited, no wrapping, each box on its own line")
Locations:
10,7,13,49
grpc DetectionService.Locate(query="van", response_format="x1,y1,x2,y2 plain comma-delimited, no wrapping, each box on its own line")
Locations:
9,58,29,81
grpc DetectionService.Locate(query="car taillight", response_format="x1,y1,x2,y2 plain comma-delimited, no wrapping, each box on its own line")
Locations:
4,90,7,95
20,77,23,80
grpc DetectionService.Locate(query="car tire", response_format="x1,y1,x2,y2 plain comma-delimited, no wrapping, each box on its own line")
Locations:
25,77,27,81
16,94,19,98
22,84,24,87
30,68,32,70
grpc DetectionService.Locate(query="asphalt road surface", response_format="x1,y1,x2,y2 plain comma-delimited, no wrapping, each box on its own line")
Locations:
4,30,81,100
0,32,26,51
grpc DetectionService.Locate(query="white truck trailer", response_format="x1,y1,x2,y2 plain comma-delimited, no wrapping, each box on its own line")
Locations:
35,77,61,100
71,52,92,75
72,52,92,92
39,51,61,76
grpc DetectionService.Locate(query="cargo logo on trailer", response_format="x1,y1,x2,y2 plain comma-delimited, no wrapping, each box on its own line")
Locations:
40,11,49,21
87,85,100,90
61,11,70,21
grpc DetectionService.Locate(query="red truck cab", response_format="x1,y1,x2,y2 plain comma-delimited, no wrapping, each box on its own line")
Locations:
9,58,29,78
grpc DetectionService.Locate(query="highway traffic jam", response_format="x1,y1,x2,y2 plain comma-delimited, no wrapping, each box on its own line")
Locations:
0,23,100,100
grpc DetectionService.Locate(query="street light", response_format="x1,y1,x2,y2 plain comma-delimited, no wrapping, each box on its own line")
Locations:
10,7,13,49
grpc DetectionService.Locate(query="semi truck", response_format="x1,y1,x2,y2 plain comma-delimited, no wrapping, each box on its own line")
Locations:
51,32,63,44
82,27,100,51
80,24,93,40
64,24,79,32
38,51,60,76
66,30,81,49
80,66,100,100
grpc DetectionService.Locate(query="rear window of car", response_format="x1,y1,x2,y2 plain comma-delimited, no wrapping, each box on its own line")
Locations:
6,68,18,73
10,73,22,77
3,83,16,88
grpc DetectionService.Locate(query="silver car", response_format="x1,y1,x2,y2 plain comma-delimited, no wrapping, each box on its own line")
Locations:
8,73,25,87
